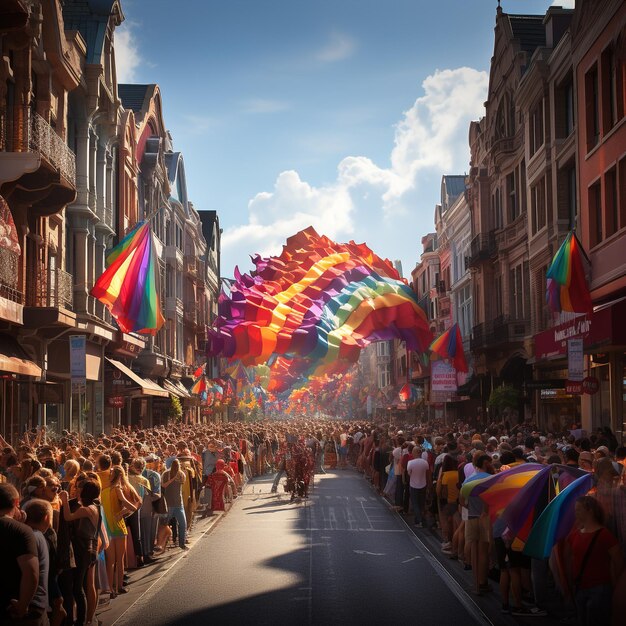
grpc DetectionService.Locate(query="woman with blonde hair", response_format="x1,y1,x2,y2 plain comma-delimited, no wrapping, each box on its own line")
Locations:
63,459,81,498
98,457,138,597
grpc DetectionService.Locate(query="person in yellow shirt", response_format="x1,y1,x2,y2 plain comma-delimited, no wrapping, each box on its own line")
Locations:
437,455,460,552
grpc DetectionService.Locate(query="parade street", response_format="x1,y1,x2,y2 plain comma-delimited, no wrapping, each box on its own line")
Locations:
114,470,487,626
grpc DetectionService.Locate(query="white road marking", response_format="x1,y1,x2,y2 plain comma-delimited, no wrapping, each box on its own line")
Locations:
401,556,422,563
353,550,386,556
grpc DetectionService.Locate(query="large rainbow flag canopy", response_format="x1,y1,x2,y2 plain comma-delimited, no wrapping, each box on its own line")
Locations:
208,227,433,374
91,221,165,335
430,323,468,372
546,231,592,314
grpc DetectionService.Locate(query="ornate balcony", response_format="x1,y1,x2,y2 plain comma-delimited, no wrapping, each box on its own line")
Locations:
0,247,23,305
467,231,496,268
489,128,523,160
27,267,73,310
495,215,527,252
470,316,529,353
0,107,76,216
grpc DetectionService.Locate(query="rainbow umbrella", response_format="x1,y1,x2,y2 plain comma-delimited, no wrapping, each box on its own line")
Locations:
91,221,165,335
546,231,592,314
430,323,468,372
523,472,593,558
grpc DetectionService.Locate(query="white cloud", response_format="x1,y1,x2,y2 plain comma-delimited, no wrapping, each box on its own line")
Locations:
114,22,142,84
315,31,357,63
240,98,291,114
222,67,489,274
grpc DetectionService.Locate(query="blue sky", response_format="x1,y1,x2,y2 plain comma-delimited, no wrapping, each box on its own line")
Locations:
115,0,573,279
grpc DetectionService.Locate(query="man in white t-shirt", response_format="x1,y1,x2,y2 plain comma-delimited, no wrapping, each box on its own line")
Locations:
406,447,431,527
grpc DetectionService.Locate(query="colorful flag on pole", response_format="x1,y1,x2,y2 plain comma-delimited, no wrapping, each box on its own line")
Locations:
429,323,468,372
546,231,592,314
91,221,165,335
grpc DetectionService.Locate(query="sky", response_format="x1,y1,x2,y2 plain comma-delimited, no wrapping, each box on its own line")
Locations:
114,0,574,279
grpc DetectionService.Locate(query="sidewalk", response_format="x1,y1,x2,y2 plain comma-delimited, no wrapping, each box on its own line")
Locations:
96,509,226,626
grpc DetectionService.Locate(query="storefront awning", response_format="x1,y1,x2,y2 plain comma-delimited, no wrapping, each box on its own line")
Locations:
162,379,183,397
105,358,168,397
172,379,191,398
0,333,41,377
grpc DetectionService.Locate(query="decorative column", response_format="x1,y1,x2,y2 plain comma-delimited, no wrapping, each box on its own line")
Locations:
72,215,90,312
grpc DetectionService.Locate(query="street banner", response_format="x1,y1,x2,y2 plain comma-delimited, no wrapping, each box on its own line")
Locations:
567,337,584,382
69,335,86,394
431,360,457,393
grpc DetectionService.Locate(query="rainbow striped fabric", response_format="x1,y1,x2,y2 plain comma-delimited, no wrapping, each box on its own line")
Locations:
546,231,592,314
91,221,165,335
429,323,468,372
208,227,432,379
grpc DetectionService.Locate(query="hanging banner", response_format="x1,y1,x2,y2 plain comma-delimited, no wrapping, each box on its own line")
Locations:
431,360,458,392
567,337,584,382
0,195,20,254
70,335,86,394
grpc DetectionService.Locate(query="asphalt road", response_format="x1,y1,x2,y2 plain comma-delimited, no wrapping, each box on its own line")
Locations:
115,470,489,626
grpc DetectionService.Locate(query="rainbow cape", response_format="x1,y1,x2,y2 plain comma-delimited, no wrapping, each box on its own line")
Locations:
430,323,468,372
91,221,165,335
546,231,592,314
209,227,432,383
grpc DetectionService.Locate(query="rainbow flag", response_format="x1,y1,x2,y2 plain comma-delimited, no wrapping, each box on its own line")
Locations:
546,231,592,314
430,323,468,372
190,376,207,395
209,227,432,386
463,463,544,523
524,472,593,559
91,221,164,335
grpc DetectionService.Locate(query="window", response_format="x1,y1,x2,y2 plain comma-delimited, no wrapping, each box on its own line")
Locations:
509,264,525,320
620,157,626,233
601,45,623,133
589,181,602,247
565,79,575,137
456,284,472,339
376,341,390,357
530,100,544,156
494,187,502,229
605,168,618,237
567,166,577,230
531,178,546,234
585,64,600,151
507,172,518,222
378,363,391,389
494,274,503,318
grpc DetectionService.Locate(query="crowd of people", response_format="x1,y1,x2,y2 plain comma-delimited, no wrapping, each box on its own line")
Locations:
352,419,625,626
0,417,624,626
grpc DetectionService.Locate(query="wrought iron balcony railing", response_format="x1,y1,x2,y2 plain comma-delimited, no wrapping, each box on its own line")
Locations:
27,267,73,310
467,231,496,268
1,108,76,185
0,248,24,304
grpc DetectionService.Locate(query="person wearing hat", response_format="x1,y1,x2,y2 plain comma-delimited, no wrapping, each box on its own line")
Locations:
594,446,610,460
579,451,594,472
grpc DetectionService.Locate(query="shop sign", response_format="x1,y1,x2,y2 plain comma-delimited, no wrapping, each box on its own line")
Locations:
565,381,583,395
534,314,592,360
431,360,457,392
567,338,584,382
107,396,125,408
69,335,86,394
582,376,600,395
525,379,566,390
